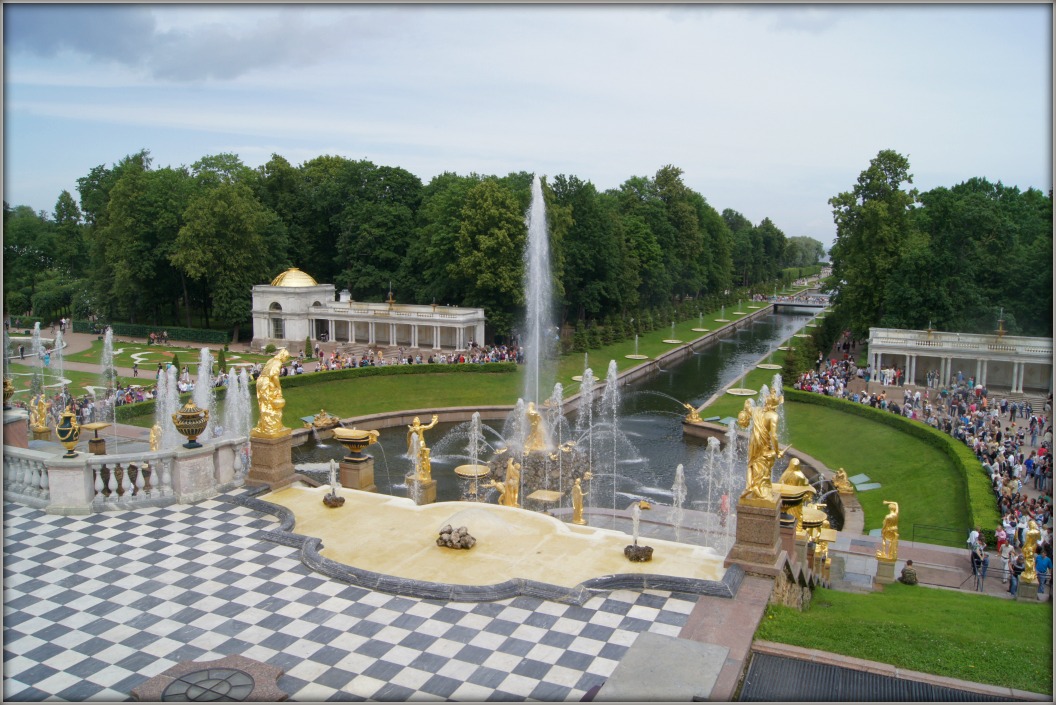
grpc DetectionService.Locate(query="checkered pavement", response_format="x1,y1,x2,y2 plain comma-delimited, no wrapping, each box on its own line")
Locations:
3,490,699,701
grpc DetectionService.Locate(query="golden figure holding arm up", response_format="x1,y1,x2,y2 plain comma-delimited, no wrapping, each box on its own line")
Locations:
682,403,703,424
736,388,785,504
252,348,292,438
1022,519,1041,583
407,414,440,454
30,394,51,431
875,500,900,560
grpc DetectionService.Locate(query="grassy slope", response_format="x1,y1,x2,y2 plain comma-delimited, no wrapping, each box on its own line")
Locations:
756,583,1052,694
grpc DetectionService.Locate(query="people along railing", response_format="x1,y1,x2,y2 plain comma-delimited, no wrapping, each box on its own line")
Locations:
3,436,247,515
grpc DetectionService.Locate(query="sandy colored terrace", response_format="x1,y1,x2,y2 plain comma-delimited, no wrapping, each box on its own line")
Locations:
261,484,727,590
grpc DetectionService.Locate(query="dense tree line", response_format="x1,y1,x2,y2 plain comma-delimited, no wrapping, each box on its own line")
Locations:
4,150,823,342
828,149,1052,340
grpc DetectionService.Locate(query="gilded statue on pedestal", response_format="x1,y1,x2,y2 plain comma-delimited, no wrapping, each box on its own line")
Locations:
875,500,899,561
524,402,547,452
149,423,162,452
252,348,291,437
504,457,521,507
832,468,854,494
30,394,51,431
418,446,433,483
736,388,786,504
682,403,703,424
1022,519,1041,583
407,414,439,454
778,457,816,530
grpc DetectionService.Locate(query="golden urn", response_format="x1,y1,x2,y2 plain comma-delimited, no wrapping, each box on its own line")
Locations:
332,427,380,461
172,401,209,449
55,408,81,458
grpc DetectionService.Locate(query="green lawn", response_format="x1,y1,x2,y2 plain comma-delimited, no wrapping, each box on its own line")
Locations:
63,340,274,370
6,364,138,400
756,583,1052,694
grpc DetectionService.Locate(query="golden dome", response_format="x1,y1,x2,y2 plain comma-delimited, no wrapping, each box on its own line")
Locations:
270,268,319,287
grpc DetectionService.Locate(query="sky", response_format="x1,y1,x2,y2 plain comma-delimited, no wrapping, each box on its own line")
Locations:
3,3,1052,252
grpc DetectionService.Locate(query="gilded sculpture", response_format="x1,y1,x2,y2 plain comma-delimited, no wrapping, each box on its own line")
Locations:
736,388,786,504
682,403,703,424
149,423,162,452
524,402,547,452
407,414,439,454
778,457,816,531
491,457,522,508
1022,519,1041,583
30,394,51,431
252,348,292,438
418,447,433,483
832,467,854,494
571,477,586,525
875,500,900,561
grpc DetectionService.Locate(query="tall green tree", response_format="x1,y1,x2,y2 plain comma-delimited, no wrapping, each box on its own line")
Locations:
828,149,918,338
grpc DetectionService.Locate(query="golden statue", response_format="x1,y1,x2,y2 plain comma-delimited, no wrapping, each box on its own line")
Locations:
504,457,521,508
875,500,899,561
832,468,854,494
736,388,786,504
683,403,703,424
524,402,547,452
1022,519,1041,583
305,408,340,429
149,423,162,452
418,446,433,483
571,478,586,525
778,458,816,531
252,348,291,438
30,394,51,431
407,414,439,454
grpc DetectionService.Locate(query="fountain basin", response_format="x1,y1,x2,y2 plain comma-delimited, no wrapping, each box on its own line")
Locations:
259,484,728,596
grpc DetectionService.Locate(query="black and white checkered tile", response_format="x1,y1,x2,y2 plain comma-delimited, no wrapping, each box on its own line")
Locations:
4,491,698,701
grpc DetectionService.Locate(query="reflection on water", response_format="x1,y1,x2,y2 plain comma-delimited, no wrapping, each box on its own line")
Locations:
293,312,812,514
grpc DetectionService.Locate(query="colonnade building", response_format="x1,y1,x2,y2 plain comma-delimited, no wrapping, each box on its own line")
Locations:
251,268,486,353
867,327,1053,396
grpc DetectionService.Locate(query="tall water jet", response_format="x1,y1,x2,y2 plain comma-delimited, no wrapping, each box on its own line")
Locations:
193,348,217,439
51,329,66,407
222,368,251,444
576,367,596,485
600,360,621,513
30,323,43,398
522,175,556,405
99,327,119,443
671,463,687,543
546,383,566,499
155,365,182,450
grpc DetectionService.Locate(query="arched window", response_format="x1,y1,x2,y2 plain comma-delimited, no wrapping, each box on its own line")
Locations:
269,302,284,338
269,302,283,311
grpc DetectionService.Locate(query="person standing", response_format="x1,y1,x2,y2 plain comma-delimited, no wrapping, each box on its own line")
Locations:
132,362,139,378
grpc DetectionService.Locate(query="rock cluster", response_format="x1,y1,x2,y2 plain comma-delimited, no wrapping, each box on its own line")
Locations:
624,544,654,562
437,525,476,550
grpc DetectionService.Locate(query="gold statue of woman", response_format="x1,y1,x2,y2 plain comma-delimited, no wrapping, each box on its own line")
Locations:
875,500,900,561
504,457,521,508
1022,519,1041,583
571,478,586,525
30,394,51,431
736,389,785,504
524,402,547,452
149,423,162,451
407,414,439,454
252,348,291,438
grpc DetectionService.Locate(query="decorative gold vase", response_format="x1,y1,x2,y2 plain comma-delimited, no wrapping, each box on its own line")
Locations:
332,427,380,461
55,408,81,458
172,401,209,449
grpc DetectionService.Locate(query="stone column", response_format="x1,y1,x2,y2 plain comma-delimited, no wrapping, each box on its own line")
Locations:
412,325,418,349
389,323,396,347
248,431,295,487
981,359,988,387
975,359,982,386
405,475,437,506
724,498,783,576
368,321,376,345
433,326,441,351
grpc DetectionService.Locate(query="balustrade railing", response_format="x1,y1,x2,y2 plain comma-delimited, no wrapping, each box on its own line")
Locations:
86,450,175,508
3,447,51,506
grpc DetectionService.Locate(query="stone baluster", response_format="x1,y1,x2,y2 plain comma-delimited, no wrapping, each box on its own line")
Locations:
158,457,174,496
93,464,105,502
116,463,128,498
104,463,116,500
21,459,33,494
135,463,147,496
38,462,50,500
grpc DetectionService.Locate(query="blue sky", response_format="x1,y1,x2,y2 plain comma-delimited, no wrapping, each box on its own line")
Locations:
3,3,1051,250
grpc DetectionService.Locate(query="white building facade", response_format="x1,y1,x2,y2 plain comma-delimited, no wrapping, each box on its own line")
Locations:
867,327,1053,394
251,268,486,353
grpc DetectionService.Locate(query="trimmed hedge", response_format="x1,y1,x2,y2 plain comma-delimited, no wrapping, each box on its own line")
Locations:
71,320,229,344
783,387,1000,532
113,362,517,420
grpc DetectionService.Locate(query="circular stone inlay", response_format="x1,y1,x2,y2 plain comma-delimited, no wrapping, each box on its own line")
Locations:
162,668,255,702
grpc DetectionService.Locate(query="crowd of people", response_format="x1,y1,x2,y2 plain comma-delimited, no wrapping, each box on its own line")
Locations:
308,342,524,373
792,339,1054,593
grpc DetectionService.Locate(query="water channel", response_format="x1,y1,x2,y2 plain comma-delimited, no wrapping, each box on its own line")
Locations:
293,310,814,513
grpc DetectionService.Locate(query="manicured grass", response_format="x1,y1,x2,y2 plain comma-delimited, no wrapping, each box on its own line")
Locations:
5,364,138,400
786,401,967,543
756,583,1053,695
63,340,274,370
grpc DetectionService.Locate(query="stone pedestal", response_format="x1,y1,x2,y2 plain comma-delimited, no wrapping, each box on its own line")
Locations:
725,499,783,574
406,475,437,506
795,536,809,567
32,427,52,442
248,431,295,486
172,445,218,503
340,456,377,493
88,438,107,455
4,409,29,449
1017,580,1039,602
875,557,896,585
